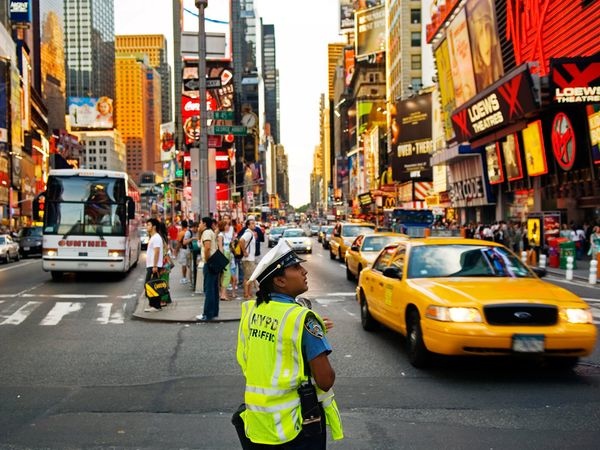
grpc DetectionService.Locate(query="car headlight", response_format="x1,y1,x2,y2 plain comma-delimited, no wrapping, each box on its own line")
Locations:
426,305,483,323
562,308,593,324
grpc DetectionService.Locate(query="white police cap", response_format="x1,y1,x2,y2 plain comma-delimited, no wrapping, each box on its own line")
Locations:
249,239,306,284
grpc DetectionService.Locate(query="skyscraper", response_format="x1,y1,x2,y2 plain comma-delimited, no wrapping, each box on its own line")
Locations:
115,34,172,124
261,23,278,144
64,0,115,100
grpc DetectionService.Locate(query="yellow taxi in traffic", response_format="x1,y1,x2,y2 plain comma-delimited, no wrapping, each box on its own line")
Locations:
329,221,376,261
345,232,409,281
356,237,597,368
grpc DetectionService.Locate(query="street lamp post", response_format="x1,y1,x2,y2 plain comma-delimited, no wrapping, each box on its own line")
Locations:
193,0,209,219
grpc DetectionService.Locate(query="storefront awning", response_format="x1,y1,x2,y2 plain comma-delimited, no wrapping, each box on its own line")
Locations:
431,144,476,166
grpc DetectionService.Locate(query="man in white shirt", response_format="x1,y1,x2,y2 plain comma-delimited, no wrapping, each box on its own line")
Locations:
145,218,164,312
240,215,257,299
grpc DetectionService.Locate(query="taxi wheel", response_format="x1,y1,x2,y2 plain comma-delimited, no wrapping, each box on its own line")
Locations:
338,249,343,261
360,293,378,331
346,263,354,281
329,248,336,260
545,356,579,371
406,310,431,368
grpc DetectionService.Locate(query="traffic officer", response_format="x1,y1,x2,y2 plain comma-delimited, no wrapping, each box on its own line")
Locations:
234,239,343,449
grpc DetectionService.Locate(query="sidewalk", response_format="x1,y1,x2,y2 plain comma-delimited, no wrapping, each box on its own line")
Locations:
541,256,599,285
133,264,244,323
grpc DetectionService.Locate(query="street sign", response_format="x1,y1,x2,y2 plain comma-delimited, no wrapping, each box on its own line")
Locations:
213,110,234,120
175,168,183,177
208,125,248,136
206,77,222,88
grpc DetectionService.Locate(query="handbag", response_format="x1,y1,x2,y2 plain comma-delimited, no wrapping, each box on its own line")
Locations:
145,275,170,299
207,248,230,274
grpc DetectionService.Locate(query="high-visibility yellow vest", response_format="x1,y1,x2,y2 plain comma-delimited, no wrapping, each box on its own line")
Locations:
237,299,344,444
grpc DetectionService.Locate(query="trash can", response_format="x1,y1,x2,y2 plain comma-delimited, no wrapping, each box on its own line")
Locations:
547,238,560,268
559,240,577,269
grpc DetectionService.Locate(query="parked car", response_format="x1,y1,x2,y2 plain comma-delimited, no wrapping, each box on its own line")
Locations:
356,237,597,369
0,234,20,263
267,226,286,248
139,228,149,250
17,226,43,258
320,225,334,249
329,221,376,261
281,228,312,254
345,232,409,281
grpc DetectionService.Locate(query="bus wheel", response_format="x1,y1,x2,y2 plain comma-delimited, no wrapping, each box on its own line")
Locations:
50,271,63,281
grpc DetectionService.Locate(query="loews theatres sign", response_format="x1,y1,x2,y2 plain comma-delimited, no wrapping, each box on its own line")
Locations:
451,64,538,142
550,55,600,104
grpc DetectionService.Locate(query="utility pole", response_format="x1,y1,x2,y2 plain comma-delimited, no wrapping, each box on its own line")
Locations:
193,0,209,219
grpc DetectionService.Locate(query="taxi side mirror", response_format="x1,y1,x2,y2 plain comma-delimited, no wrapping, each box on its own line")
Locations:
383,266,402,279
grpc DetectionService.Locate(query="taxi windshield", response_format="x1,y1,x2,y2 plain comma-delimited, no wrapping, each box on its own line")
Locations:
407,245,534,279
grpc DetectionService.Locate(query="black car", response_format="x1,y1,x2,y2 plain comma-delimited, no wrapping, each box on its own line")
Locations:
18,226,43,258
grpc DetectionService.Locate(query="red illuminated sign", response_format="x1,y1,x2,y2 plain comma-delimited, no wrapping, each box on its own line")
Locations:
550,55,600,104
551,112,576,171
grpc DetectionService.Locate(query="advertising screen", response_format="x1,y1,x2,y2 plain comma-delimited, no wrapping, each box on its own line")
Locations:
587,104,600,165
502,134,523,181
68,97,114,129
465,0,504,93
447,8,477,106
485,143,503,184
434,40,456,141
355,5,385,60
522,120,548,177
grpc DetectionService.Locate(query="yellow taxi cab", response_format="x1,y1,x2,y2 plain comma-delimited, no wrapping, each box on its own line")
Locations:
329,221,376,261
345,232,409,281
356,237,597,368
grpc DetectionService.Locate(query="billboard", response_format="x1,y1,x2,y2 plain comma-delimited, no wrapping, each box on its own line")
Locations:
340,0,354,32
586,104,600,165
343,47,355,87
451,64,537,142
485,142,503,184
68,96,114,129
434,39,456,141
160,122,175,162
391,92,433,182
550,55,600,104
465,0,504,93
355,5,385,60
502,134,523,181
521,120,548,177
447,8,476,106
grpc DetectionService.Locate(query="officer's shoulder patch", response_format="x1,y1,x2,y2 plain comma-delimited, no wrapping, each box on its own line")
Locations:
304,314,324,339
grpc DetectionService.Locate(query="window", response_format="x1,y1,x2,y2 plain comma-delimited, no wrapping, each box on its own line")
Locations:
411,54,421,70
411,78,422,91
411,9,421,24
411,32,421,47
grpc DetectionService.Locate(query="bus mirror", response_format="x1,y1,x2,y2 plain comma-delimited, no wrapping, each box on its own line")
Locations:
126,196,135,219
33,192,46,222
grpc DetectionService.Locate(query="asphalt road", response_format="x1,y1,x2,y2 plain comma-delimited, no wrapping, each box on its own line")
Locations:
0,241,599,449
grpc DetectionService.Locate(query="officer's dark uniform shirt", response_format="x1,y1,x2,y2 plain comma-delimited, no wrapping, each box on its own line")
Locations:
268,293,332,361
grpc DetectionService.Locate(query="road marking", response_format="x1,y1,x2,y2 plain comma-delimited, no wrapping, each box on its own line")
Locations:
40,302,83,326
96,303,125,324
0,260,39,273
0,301,42,325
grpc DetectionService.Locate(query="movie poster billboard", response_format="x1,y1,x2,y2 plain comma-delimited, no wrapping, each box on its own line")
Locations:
447,8,477,107
586,104,600,165
68,96,114,129
502,134,523,181
434,39,456,141
391,92,433,182
344,47,355,87
465,0,504,93
522,120,548,176
485,143,503,184
355,5,385,60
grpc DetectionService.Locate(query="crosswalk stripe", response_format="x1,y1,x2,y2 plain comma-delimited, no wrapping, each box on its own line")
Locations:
40,302,83,326
0,301,42,325
96,303,125,324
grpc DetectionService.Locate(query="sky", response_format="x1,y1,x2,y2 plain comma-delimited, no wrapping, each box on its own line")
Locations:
114,0,344,207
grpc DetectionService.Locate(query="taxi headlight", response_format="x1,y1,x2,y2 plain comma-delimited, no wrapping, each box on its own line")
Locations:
562,308,593,324
426,305,482,323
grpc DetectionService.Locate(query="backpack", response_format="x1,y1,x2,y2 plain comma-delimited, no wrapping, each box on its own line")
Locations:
230,237,243,259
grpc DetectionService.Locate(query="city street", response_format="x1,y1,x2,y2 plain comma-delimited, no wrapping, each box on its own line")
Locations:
1,239,600,449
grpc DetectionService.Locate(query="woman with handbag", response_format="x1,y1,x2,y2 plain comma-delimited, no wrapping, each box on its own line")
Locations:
197,217,220,321
217,218,236,301
144,218,164,312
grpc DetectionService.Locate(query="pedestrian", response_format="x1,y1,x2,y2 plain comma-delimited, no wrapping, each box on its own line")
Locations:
168,220,179,254
254,221,265,257
589,225,600,260
240,216,257,299
144,218,164,312
233,239,344,448
177,220,194,284
217,219,233,301
196,217,220,321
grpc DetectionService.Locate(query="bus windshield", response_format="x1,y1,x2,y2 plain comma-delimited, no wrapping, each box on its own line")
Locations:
44,176,127,236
